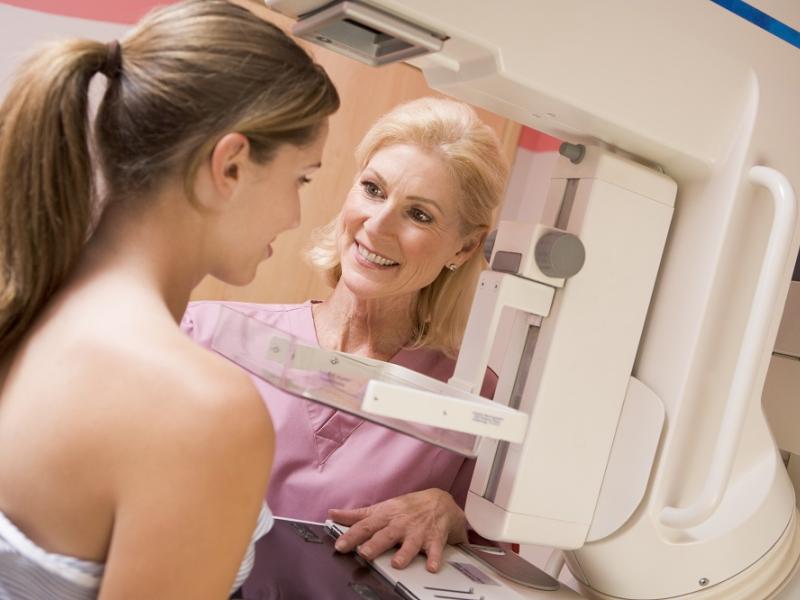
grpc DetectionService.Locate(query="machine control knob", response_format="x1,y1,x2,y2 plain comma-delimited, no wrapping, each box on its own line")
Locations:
535,231,585,278
559,141,586,164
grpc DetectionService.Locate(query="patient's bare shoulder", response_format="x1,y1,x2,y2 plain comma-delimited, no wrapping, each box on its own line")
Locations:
85,330,274,598
76,328,274,482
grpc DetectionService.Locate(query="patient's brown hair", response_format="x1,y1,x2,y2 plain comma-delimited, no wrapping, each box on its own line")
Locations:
0,0,339,355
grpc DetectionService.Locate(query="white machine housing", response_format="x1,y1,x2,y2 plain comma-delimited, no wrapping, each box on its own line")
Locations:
455,148,675,551
266,1,800,598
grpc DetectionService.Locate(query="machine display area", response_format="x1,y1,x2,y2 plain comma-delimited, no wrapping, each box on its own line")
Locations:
238,518,404,599
239,518,580,599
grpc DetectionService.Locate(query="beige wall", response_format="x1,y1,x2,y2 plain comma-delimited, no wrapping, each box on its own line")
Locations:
191,5,519,305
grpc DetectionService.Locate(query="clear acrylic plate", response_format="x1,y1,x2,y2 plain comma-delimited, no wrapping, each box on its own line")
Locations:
209,305,480,457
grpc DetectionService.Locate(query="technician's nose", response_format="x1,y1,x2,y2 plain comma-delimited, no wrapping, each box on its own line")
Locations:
363,203,399,236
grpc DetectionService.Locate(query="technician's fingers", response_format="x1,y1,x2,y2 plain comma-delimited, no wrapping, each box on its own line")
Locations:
356,523,405,561
333,515,385,553
389,534,426,570
328,506,371,525
423,536,447,573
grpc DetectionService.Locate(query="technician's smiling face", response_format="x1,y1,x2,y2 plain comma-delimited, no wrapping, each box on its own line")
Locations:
338,143,476,301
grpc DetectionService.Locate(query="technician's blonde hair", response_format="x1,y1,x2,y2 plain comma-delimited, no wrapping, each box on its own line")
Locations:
0,0,339,356
307,97,508,357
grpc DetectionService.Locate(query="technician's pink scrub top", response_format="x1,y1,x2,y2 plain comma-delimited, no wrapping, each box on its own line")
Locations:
181,301,497,522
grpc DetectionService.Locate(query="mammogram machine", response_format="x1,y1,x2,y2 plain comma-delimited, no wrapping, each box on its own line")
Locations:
237,1,800,598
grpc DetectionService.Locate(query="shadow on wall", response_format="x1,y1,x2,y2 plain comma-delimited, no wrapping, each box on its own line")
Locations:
0,4,132,101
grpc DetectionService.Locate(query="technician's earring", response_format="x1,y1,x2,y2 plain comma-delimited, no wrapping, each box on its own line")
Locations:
446,263,458,271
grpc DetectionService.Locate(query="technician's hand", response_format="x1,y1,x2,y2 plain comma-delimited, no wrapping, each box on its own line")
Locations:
329,488,467,573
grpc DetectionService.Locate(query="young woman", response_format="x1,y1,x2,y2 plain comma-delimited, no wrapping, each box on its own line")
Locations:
0,1,338,598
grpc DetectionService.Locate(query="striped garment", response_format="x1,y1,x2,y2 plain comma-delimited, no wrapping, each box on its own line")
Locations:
0,504,273,599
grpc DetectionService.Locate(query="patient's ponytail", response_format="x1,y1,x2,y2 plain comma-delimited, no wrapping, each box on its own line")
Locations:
0,0,339,357
0,39,108,356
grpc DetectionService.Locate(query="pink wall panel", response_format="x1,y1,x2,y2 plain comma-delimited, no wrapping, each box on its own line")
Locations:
518,126,561,153
0,0,166,24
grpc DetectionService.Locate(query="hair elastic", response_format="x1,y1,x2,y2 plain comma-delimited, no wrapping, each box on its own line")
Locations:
100,40,122,79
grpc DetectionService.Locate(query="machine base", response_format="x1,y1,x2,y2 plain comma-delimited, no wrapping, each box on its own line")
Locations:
576,508,800,599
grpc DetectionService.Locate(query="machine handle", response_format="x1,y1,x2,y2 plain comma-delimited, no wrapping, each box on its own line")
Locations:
661,166,798,529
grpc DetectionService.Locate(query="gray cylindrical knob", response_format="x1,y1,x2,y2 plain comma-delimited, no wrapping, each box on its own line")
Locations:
535,232,585,278
559,142,586,164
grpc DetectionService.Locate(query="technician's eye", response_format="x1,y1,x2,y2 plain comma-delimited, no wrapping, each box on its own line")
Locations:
409,208,433,224
361,180,384,198
298,175,312,186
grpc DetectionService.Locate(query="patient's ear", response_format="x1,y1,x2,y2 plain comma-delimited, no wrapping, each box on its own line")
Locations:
193,133,251,211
